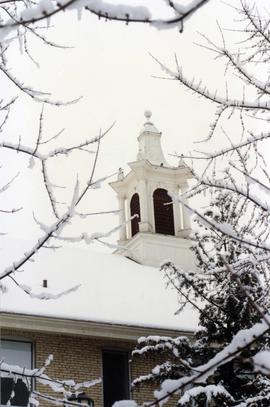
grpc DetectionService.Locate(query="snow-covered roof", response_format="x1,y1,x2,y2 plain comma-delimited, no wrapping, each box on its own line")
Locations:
1,243,198,332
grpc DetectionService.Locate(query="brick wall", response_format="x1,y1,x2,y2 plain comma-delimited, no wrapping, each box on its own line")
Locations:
1,328,177,407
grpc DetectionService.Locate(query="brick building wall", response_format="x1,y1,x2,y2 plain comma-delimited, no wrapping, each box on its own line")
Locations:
1,328,178,407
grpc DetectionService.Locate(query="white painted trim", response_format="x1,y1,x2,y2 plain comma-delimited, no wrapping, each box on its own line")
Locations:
0,313,193,341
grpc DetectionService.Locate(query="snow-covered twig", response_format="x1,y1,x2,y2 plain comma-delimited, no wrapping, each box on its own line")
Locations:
0,0,209,36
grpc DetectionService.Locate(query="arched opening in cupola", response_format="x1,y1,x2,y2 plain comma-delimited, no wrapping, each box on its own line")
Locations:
153,188,175,236
130,193,141,237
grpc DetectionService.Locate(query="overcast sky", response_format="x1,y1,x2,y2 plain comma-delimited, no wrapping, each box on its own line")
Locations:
1,0,262,261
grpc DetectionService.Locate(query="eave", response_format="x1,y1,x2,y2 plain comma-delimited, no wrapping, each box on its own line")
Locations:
109,160,193,195
0,312,194,342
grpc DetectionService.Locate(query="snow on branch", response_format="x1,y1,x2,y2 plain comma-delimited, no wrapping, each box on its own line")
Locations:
177,384,233,405
0,172,22,214
53,213,138,246
152,317,270,406
174,131,270,160
0,358,101,406
151,54,270,111
1,175,88,282
0,171,19,194
0,128,117,293
172,190,270,253
1,120,114,219
0,120,113,161
0,0,209,38
8,273,81,300
129,4,270,407
0,212,70,281
76,209,120,218
133,335,191,359
0,206,22,213
0,62,81,105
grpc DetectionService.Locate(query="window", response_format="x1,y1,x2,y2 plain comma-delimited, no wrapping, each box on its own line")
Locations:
153,188,175,236
0,339,32,407
102,350,130,407
130,193,141,237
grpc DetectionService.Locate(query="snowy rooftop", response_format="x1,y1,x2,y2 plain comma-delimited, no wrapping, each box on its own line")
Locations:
1,242,198,332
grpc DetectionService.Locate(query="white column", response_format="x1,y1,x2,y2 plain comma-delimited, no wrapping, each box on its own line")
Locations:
137,179,151,232
118,195,127,241
171,186,181,236
181,183,191,231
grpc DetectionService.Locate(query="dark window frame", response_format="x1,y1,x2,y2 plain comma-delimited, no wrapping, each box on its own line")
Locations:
0,338,34,407
102,349,131,407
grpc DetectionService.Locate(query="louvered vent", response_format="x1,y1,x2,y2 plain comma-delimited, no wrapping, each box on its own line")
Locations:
130,193,141,237
153,188,175,236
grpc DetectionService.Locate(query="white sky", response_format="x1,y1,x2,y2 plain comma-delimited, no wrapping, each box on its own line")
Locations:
1,0,263,260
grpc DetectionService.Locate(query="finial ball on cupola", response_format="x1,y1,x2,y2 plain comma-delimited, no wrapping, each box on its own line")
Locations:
144,110,152,121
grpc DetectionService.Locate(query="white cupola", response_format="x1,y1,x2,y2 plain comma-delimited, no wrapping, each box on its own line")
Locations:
109,111,195,269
